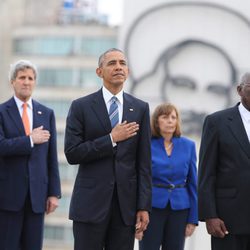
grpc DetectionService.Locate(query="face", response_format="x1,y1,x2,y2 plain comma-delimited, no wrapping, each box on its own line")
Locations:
96,51,129,93
237,75,250,110
157,110,177,137
11,68,36,102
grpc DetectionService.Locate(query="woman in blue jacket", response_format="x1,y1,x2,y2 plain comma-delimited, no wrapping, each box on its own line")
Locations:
138,103,198,250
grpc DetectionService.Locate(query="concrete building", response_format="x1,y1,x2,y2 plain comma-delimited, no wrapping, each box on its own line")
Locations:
0,0,117,249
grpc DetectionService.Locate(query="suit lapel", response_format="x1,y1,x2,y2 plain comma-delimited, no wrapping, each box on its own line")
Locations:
227,106,250,158
91,90,111,132
122,93,136,122
32,100,43,129
6,97,25,134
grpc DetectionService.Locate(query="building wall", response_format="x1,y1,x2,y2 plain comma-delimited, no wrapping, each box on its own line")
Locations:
0,1,117,249
120,0,250,249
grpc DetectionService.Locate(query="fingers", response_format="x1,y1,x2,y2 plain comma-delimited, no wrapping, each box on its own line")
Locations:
111,121,139,142
46,197,59,214
31,126,51,144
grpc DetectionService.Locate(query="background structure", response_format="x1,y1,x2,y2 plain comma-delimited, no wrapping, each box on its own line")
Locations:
0,0,250,249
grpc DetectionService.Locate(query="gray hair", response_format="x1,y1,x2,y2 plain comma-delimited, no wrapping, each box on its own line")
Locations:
9,60,38,82
98,48,126,67
239,72,250,85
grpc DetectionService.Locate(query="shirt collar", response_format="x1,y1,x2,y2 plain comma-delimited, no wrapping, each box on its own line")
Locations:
14,95,33,110
239,102,250,122
102,86,124,105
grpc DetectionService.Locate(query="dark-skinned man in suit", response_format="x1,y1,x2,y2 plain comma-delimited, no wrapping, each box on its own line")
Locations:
0,60,61,250
198,72,250,250
64,48,152,250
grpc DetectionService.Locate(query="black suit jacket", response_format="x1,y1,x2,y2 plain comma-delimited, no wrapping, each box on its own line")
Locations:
64,89,152,225
198,104,250,234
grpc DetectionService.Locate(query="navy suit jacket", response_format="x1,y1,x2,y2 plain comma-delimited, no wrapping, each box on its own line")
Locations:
0,97,61,213
64,89,152,225
198,104,250,234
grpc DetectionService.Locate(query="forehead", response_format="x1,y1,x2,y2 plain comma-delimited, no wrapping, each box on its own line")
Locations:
16,68,35,76
242,74,250,83
103,51,126,62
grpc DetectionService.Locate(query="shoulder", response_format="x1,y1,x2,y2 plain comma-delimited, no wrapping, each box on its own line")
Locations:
124,92,149,108
175,136,195,147
0,98,15,112
33,100,54,114
206,105,237,121
72,90,101,106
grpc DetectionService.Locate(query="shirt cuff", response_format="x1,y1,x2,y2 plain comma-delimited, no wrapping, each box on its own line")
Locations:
29,135,34,147
109,134,117,147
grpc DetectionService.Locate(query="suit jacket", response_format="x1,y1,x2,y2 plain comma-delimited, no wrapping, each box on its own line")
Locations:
198,104,250,234
64,89,152,225
0,97,61,213
151,136,198,224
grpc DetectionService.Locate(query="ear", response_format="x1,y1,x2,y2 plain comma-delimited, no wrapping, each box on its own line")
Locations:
96,68,103,78
237,84,243,96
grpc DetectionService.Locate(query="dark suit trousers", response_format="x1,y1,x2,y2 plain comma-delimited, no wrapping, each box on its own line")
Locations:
0,193,44,250
139,204,188,250
212,234,250,250
73,186,135,250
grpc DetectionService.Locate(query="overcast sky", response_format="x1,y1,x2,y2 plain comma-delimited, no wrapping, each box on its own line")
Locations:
97,0,123,25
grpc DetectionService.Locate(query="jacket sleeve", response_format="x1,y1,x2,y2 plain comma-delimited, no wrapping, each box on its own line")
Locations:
187,141,198,224
136,103,152,212
198,115,219,221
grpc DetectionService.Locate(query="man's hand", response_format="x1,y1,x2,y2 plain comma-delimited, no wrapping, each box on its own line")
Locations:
46,196,59,215
31,126,50,144
135,210,149,234
206,218,229,238
111,121,139,143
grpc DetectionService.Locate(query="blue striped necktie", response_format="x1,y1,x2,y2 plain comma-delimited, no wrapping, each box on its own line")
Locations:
109,96,119,128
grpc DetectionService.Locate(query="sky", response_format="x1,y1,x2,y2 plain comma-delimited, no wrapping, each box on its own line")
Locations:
97,0,124,25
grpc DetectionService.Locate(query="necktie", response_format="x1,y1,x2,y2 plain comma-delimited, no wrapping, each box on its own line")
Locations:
109,96,119,128
22,102,30,135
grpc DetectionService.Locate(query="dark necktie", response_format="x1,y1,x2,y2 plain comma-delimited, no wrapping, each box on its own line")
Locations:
109,96,119,128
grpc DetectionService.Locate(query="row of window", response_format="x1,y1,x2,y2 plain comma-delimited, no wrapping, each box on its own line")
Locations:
14,37,116,56
38,68,101,87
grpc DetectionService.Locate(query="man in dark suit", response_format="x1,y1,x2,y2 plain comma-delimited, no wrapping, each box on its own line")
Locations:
0,60,61,250
64,48,152,250
198,72,250,250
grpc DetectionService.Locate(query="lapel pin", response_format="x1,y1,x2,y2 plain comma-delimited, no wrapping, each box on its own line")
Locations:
38,111,42,115
129,108,134,112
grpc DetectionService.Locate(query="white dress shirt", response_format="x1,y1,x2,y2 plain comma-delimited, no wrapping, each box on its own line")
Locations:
102,86,124,146
238,102,250,142
102,86,123,124
14,95,33,146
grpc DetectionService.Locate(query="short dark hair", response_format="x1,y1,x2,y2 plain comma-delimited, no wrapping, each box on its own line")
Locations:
98,48,125,67
151,103,181,138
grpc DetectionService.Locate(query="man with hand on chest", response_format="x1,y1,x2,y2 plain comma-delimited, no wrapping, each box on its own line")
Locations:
64,48,152,250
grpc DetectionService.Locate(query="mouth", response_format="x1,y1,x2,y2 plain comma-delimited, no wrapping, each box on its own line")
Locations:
113,73,124,77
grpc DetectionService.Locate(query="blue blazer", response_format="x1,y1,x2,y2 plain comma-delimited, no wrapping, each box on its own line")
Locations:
0,97,61,213
151,136,198,224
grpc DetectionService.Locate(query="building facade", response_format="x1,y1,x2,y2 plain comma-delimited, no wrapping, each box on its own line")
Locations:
0,0,117,249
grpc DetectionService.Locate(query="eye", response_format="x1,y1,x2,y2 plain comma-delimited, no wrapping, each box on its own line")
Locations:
171,76,196,89
206,83,229,95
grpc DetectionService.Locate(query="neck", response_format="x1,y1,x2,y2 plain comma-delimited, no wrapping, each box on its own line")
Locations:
162,134,173,143
103,83,123,95
242,101,250,112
